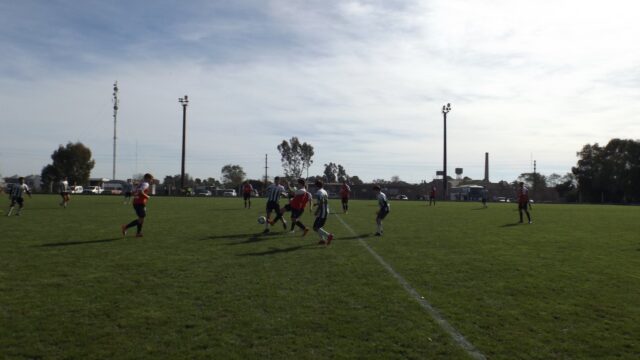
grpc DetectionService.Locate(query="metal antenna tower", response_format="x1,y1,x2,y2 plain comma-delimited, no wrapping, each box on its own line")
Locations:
112,81,119,180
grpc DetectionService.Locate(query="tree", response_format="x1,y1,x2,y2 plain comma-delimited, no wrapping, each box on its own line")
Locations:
301,142,314,178
41,142,95,190
546,173,563,187
221,164,246,186
350,175,364,185
555,173,577,200
323,162,338,183
572,139,640,202
337,165,348,182
277,137,314,180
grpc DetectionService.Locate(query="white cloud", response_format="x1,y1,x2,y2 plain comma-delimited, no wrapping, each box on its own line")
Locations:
1,0,640,183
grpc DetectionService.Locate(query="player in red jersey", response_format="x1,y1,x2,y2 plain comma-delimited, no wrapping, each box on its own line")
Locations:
340,180,351,214
429,186,436,206
271,178,313,235
242,181,254,209
121,173,153,237
517,182,532,224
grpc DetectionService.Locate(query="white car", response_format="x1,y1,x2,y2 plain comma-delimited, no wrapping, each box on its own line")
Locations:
223,190,237,197
69,186,83,194
83,186,103,195
395,195,409,200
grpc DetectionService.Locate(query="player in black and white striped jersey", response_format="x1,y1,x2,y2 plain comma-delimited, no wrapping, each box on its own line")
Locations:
7,177,32,216
313,180,334,245
263,176,288,233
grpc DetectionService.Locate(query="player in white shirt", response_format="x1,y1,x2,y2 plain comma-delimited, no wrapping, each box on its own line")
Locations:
7,177,32,216
313,180,334,245
373,185,390,236
58,177,70,208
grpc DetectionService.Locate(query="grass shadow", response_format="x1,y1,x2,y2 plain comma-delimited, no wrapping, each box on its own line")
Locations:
200,232,263,241
40,237,123,247
237,244,317,256
208,208,245,212
338,234,372,241
500,222,522,228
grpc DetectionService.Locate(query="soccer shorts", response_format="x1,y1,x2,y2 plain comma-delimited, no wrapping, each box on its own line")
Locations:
124,192,132,198
133,204,147,218
291,208,304,219
313,216,327,230
341,197,349,204
10,197,24,207
266,201,280,214
243,192,251,201
377,208,389,220
518,201,528,210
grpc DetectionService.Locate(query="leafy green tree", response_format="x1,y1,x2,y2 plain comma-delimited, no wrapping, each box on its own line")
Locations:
349,175,364,185
572,139,640,202
221,164,246,187
337,165,348,182
277,137,314,180
323,162,338,183
41,142,95,189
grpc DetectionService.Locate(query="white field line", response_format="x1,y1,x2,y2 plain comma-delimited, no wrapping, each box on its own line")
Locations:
335,214,486,360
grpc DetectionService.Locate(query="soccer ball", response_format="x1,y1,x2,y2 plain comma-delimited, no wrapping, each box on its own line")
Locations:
257,216,266,225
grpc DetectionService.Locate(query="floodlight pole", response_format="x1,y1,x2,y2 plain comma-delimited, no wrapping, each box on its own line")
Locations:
112,81,119,180
442,103,451,201
179,95,189,190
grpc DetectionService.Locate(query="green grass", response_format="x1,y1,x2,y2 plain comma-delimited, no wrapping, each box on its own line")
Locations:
1,196,639,359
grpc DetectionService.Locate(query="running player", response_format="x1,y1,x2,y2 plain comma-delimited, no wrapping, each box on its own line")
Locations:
517,182,532,224
264,176,287,233
272,178,312,235
121,173,154,238
313,180,334,245
123,179,134,204
373,185,390,236
7,177,32,216
58,176,70,208
340,180,351,214
242,181,254,209
429,186,436,206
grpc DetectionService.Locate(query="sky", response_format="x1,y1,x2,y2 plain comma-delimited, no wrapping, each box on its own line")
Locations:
1,0,639,184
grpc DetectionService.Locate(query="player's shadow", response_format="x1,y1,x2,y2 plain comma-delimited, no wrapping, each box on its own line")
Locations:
472,207,488,210
237,244,317,256
500,222,522,227
39,237,123,247
338,234,372,241
200,232,277,245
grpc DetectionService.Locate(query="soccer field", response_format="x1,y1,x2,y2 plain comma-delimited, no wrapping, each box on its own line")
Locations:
1,195,639,359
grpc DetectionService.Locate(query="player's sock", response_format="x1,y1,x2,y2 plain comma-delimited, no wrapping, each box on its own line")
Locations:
7,207,13,216
125,220,138,229
318,228,329,240
290,221,296,231
137,223,143,234
295,221,305,230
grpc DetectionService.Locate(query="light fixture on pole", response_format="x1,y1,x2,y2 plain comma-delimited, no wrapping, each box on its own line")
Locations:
442,103,451,201
178,95,189,191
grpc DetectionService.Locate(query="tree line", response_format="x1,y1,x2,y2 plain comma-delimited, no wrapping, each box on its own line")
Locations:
33,138,640,202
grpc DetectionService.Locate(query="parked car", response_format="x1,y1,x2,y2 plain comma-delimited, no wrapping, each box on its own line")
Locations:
83,186,103,195
395,194,409,200
69,186,83,194
223,189,237,197
196,190,212,197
